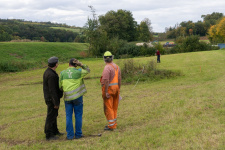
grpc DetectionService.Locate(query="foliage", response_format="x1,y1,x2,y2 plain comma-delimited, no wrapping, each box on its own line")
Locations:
169,35,219,54
107,37,127,58
165,12,224,39
74,35,86,43
201,12,224,29
99,9,138,42
118,43,140,57
121,59,182,83
153,42,165,54
84,6,109,56
208,17,225,44
0,19,79,42
138,21,152,42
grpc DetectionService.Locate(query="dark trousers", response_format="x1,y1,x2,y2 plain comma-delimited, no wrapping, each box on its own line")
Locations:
157,55,160,63
44,101,59,139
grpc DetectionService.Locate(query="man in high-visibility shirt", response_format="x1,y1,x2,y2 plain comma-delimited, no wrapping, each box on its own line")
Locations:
100,51,121,131
59,58,90,140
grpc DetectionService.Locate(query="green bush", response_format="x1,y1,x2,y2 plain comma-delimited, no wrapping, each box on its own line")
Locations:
0,61,35,72
169,35,220,54
121,59,182,83
153,42,165,54
118,43,140,57
107,37,127,58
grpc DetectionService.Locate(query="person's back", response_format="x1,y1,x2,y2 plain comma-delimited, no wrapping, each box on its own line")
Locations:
60,67,88,100
43,56,63,141
100,51,121,131
59,58,90,140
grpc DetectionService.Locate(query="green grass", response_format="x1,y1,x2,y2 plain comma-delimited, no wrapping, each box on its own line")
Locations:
50,27,83,33
0,50,225,149
0,42,89,72
200,39,210,43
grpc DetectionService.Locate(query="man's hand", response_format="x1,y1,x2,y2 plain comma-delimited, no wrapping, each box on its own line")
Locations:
77,61,82,66
106,92,110,98
54,105,59,109
73,59,82,66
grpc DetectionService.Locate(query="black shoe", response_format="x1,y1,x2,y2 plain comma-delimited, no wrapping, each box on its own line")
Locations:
46,136,59,141
74,135,84,139
104,126,114,131
55,132,64,136
66,137,73,140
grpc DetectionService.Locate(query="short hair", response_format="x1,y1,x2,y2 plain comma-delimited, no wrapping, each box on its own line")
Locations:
104,56,113,63
48,63,57,68
69,58,77,67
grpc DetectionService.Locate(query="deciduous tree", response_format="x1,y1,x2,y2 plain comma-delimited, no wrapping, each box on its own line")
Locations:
99,9,137,41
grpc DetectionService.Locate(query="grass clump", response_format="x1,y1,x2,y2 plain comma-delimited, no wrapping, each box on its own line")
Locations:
121,59,182,83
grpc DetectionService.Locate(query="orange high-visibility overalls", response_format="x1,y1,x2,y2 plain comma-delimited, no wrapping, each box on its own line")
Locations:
101,64,120,129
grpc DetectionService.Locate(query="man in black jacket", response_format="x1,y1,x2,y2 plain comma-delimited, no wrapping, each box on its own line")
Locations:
43,56,63,140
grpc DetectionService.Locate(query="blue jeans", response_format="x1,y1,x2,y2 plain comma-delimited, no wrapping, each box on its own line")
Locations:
64,96,83,139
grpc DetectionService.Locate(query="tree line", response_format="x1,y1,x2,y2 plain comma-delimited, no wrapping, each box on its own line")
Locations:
84,6,153,56
164,12,224,39
0,19,79,42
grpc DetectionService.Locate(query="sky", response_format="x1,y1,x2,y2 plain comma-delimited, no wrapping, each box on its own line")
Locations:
1,0,225,32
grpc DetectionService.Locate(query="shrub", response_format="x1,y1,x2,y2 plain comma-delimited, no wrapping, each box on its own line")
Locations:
0,61,34,72
118,43,140,57
107,37,127,58
170,35,219,53
121,59,182,83
153,42,165,54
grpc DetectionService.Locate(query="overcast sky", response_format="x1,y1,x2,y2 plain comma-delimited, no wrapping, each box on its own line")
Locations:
1,0,225,32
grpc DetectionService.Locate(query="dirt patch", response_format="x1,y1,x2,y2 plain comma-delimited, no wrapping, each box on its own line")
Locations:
0,138,27,146
17,81,43,86
0,124,8,131
9,53,23,59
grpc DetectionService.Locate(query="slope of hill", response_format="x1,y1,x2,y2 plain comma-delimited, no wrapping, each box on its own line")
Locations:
0,19,82,42
0,42,89,72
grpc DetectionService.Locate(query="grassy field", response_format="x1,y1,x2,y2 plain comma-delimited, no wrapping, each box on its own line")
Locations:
0,42,89,72
50,27,83,33
0,50,225,149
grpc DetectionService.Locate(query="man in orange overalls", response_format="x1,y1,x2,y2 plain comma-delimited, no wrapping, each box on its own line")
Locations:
100,51,121,131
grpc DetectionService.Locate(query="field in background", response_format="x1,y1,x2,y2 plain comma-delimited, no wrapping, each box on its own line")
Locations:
50,27,83,34
0,50,224,149
0,42,89,72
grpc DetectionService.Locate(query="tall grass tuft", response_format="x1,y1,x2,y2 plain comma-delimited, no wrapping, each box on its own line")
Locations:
121,59,182,83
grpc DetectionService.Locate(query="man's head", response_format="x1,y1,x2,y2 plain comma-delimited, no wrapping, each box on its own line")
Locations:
48,56,59,68
69,58,81,67
103,51,113,63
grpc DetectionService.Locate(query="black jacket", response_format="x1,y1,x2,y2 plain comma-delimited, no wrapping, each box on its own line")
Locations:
43,68,63,106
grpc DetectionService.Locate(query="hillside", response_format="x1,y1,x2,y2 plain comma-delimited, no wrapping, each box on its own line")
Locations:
0,42,89,72
0,19,82,42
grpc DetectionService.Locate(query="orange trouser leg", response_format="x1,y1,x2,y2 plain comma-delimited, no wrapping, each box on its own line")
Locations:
112,93,119,127
103,92,119,129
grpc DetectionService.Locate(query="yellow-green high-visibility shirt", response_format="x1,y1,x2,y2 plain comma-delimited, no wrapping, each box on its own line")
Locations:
59,65,90,101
